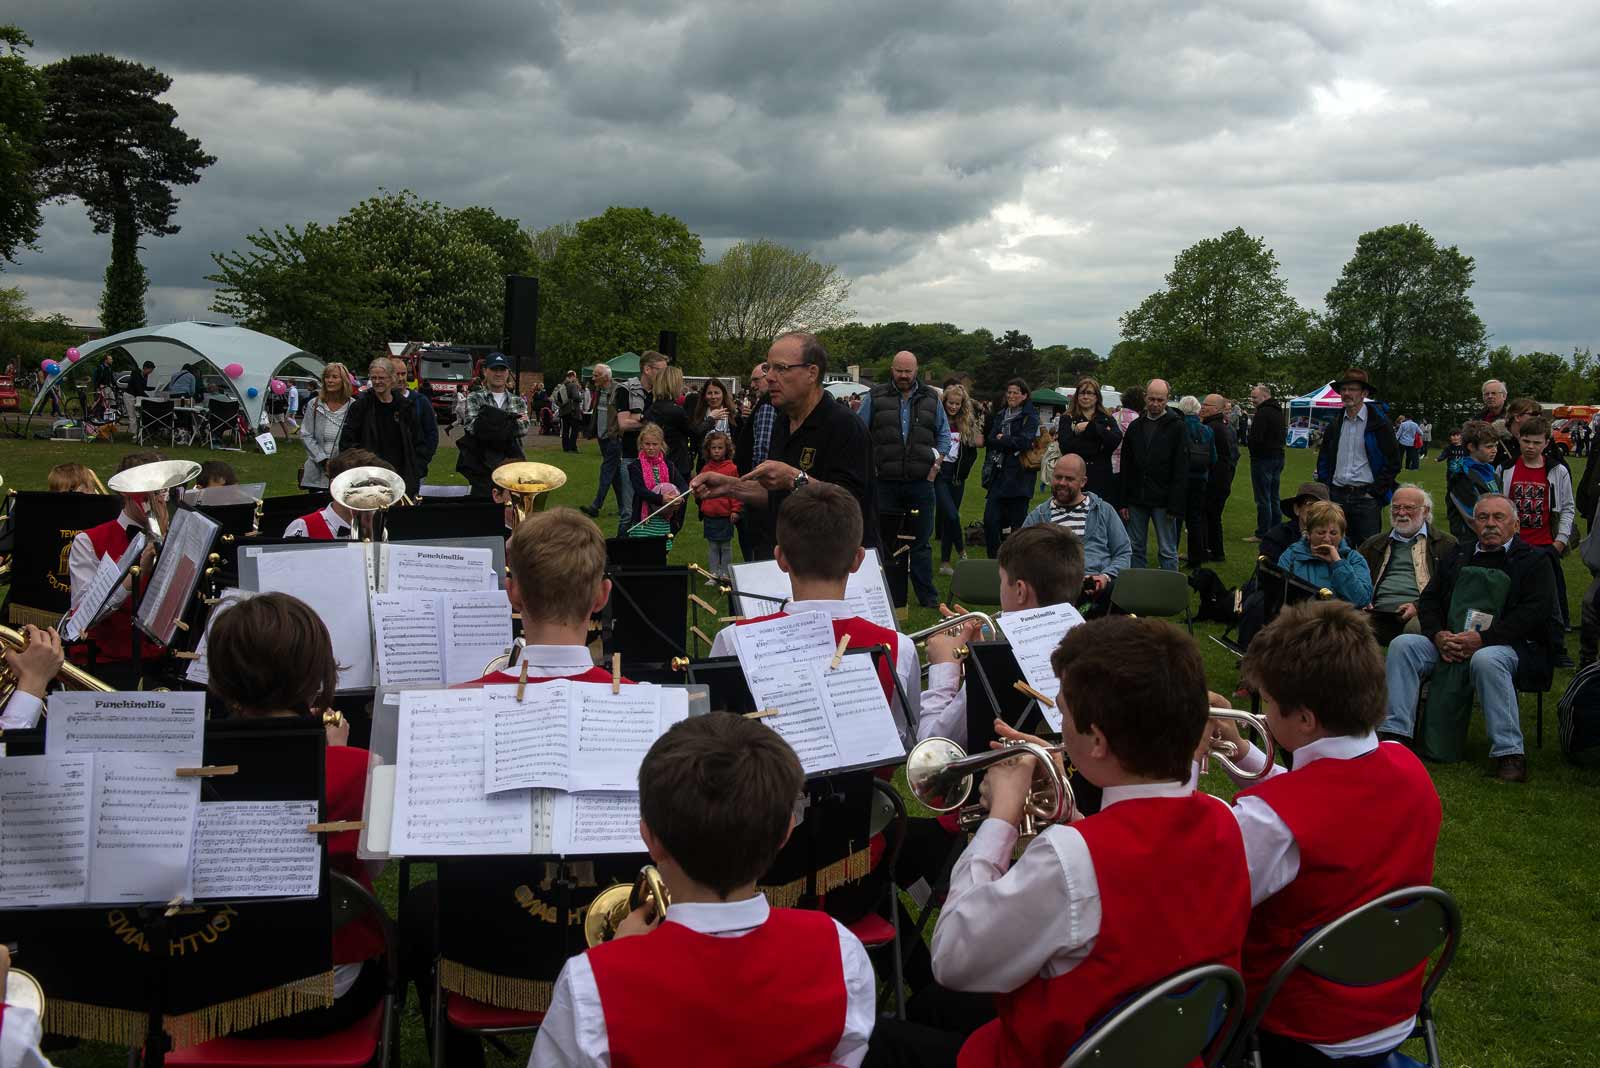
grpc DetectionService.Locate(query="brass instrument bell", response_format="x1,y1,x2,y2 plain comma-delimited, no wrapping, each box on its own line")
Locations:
106,459,202,542
329,466,409,541
4,966,43,1017
906,736,1074,839
585,865,670,946
492,461,568,525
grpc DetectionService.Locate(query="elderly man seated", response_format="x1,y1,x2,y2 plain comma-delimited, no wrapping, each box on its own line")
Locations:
1022,453,1131,612
1382,494,1558,783
1357,484,1457,644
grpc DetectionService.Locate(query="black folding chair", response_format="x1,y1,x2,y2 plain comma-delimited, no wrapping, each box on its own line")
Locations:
206,396,246,450
136,397,179,446
1230,886,1462,1068
1062,963,1246,1068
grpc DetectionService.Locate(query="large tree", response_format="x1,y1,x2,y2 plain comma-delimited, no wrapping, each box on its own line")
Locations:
702,239,852,374
35,53,213,332
1119,227,1307,397
1320,222,1486,415
0,26,45,265
974,329,1041,398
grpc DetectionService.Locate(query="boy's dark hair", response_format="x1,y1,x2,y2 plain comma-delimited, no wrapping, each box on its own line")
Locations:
327,448,387,482
116,450,165,474
1050,616,1208,781
639,714,804,898
141,361,155,371
1241,601,1385,735
1448,430,1462,440
197,460,237,486
207,592,338,717
1520,415,1551,440
776,483,862,582
1460,420,1498,450
997,525,1085,605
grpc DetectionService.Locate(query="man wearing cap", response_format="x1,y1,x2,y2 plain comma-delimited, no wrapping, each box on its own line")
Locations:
1315,369,1401,546
455,352,529,496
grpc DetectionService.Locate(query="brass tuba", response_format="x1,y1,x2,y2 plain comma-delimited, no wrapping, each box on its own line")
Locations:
492,461,568,525
0,623,114,705
585,865,670,946
105,459,202,543
906,736,1074,839
330,466,409,542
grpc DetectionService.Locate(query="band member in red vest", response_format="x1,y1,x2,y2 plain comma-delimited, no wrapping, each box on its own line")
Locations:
1211,600,1442,1066
532,713,876,1068
709,483,919,733
875,617,1250,1068
283,449,384,540
66,450,167,675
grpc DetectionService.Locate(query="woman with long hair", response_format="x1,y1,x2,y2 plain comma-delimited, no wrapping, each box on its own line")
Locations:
1058,376,1123,500
689,376,739,467
936,383,982,573
299,361,355,490
645,365,694,475
982,378,1041,555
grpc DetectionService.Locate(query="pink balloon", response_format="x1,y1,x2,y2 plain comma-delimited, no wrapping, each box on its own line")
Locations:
269,378,287,395
223,362,245,379
65,347,82,362
40,359,53,374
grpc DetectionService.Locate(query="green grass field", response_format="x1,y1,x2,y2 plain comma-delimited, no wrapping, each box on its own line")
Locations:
4,429,1597,1067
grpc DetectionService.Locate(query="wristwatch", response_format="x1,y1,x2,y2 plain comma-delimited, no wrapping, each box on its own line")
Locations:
791,470,809,491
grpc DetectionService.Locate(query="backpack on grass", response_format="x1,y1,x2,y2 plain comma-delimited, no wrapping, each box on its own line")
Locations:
1556,661,1600,763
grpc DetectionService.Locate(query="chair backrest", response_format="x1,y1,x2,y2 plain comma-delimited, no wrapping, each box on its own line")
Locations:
1063,963,1245,1068
1110,567,1189,617
951,557,1001,606
141,398,176,421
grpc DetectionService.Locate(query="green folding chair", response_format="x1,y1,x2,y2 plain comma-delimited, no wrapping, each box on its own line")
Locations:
1109,567,1193,632
1062,963,1245,1068
949,557,1002,607
1231,886,1461,1068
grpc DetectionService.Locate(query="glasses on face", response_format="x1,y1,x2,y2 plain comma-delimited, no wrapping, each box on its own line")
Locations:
767,360,805,376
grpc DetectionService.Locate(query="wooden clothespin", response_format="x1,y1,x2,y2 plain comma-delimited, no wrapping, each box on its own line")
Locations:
201,596,221,606
830,633,851,670
517,660,529,701
1012,680,1054,705
691,625,712,650
175,764,239,779
612,653,622,694
689,594,717,614
163,894,202,918
171,650,200,660
306,820,366,834
892,544,911,557
744,708,780,721
718,615,745,623
172,620,189,632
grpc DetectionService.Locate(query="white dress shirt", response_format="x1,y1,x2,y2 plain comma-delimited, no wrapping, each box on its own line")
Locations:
1333,405,1374,487
918,662,967,746
282,504,353,540
510,644,602,679
708,599,922,741
930,779,1210,993
0,692,43,731
528,894,875,1068
1222,733,1415,1057
0,1003,54,1068
67,516,140,614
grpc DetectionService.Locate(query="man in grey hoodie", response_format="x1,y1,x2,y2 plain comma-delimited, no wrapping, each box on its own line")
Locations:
1024,454,1131,606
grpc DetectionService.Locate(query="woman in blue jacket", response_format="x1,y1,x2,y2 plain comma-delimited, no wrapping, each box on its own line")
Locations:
1276,499,1374,605
982,378,1040,555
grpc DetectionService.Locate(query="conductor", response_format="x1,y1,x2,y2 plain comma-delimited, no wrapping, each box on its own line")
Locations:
690,331,877,557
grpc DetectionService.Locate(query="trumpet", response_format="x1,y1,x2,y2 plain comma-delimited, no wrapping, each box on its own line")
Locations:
907,610,997,649
492,461,568,525
585,865,670,946
906,736,1074,839
0,624,114,705
1201,707,1276,780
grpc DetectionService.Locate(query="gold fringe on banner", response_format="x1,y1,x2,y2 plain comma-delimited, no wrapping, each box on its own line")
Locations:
45,998,148,1047
163,971,337,1050
759,844,873,909
8,603,61,631
440,960,554,1015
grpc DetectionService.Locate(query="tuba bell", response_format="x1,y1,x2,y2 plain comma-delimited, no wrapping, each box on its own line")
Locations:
330,466,409,542
585,865,670,946
106,459,202,543
906,736,1074,839
0,624,114,705
492,462,568,525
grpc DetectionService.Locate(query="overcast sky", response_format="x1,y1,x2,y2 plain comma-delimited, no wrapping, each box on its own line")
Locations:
7,0,1597,359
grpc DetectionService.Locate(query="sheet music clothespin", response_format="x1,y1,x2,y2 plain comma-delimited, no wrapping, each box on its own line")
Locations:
744,708,780,720
171,650,200,660
689,594,718,614
830,634,851,670
611,653,622,694
517,660,529,701
175,764,239,778
172,619,189,632
306,820,366,834
892,544,911,557
1013,680,1054,705
201,596,220,606
163,894,202,918
691,625,712,650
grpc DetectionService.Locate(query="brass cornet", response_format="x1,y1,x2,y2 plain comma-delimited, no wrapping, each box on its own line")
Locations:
1201,707,1276,780
906,736,1074,839
0,624,114,706
907,610,997,650
492,461,568,525
585,865,670,946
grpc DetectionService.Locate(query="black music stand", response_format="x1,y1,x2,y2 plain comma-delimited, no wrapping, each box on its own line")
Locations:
605,537,667,569
384,497,507,541
194,500,258,538
257,493,326,538
877,508,911,611
602,565,690,674
0,490,122,629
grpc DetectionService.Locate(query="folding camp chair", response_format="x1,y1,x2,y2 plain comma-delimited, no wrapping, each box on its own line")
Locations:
1062,963,1245,1068
206,397,246,450
1110,567,1192,632
135,398,179,446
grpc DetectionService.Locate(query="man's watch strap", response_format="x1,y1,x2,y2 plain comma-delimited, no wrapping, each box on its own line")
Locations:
792,470,809,491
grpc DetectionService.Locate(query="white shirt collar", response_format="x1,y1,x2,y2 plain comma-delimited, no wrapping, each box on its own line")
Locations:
1344,404,1368,425
321,504,351,537
513,644,597,676
786,599,854,620
662,894,769,935
1099,779,1193,810
1285,731,1378,769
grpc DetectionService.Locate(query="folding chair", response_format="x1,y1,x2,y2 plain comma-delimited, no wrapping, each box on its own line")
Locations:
846,778,909,1020
1062,963,1245,1068
1110,568,1192,632
1230,886,1461,1068
136,398,179,446
206,397,246,450
166,872,402,1068
949,557,1001,607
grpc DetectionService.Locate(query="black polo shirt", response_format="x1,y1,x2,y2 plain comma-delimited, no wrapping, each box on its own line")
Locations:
766,390,879,552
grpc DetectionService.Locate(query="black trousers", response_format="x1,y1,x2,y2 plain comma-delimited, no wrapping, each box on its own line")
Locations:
1329,485,1383,546
1183,479,1209,563
560,416,580,451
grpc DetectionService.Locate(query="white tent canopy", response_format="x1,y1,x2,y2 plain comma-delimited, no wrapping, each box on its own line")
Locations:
32,321,323,437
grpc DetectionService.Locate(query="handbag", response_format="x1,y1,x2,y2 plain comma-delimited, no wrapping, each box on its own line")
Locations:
981,450,1002,489
1020,428,1052,472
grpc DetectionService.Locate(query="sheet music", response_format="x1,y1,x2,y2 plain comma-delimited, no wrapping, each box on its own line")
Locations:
442,591,513,685
63,532,147,642
255,543,375,691
997,602,1086,732
46,691,205,758
186,588,253,685
745,662,841,773
382,543,495,593
814,657,906,767
484,683,686,794
391,690,531,856
88,752,198,903
191,800,321,899
372,593,444,686
483,682,571,794
136,507,220,645
728,551,897,631
0,755,92,908
555,792,647,855
730,609,837,674
845,548,899,632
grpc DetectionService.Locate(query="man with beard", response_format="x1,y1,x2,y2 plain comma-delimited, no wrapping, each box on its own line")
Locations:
1356,485,1457,645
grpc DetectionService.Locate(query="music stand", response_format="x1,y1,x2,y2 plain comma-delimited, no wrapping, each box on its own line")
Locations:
257,492,326,538
603,565,690,673
384,497,507,541
0,490,122,629
876,508,912,612
605,537,666,568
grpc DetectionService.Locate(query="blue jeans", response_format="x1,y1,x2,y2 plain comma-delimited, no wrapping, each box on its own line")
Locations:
1125,506,1179,571
591,438,632,523
935,464,967,562
1250,454,1284,538
1383,634,1525,756
879,478,939,606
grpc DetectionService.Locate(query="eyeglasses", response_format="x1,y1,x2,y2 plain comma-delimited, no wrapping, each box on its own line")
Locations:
766,360,807,376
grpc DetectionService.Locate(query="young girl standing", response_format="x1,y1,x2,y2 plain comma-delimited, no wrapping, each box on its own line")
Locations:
627,423,688,551
696,430,741,581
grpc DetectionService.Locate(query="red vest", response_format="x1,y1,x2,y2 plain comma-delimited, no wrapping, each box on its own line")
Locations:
77,519,160,663
456,665,632,688
1235,742,1440,1043
295,509,335,540
589,908,846,1068
738,612,902,709
960,794,1251,1068
326,744,385,964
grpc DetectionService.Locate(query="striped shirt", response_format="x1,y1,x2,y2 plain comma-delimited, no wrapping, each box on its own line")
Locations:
1046,498,1091,537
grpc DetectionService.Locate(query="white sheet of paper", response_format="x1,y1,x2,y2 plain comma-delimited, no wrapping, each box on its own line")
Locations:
372,592,444,686
845,548,899,632
484,683,687,794
62,533,146,642
362,764,396,855
745,662,841,774
731,610,837,676
0,755,92,908
191,800,321,900
391,690,531,856
89,752,198,903
728,551,897,631
255,544,375,691
185,588,252,685
555,792,647,855
570,683,669,792
483,681,571,794
47,690,205,758
442,591,513,686
814,657,906,768
382,544,494,593
997,602,1086,732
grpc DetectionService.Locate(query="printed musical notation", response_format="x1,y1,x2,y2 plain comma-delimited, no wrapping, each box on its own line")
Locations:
47,691,206,759
62,533,145,642
372,590,511,687
997,602,1086,732
382,544,495,594
728,549,898,631
391,690,533,856
185,588,253,685
0,755,91,908
191,801,320,899
89,752,198,903
482,682,687,795
558,793,647,855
